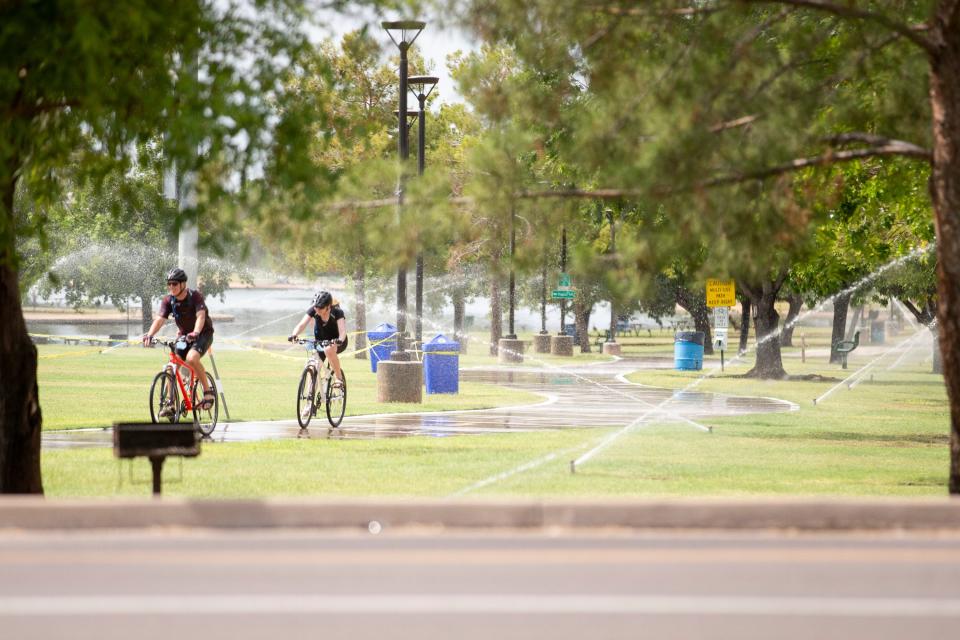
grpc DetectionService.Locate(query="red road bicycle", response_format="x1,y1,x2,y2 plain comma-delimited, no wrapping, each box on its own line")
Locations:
148,337,219,436
294,338,347,430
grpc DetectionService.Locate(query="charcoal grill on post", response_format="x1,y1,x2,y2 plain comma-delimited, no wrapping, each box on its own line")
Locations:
113,423,200,496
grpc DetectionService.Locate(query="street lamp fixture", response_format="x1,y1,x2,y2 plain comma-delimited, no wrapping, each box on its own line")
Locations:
407,75,439,346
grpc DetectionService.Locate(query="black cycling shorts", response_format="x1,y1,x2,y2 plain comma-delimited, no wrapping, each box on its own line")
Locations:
317,336,348,362
175,332,213,359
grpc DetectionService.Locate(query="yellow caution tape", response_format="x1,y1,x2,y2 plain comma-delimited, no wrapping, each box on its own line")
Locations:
38,346,107,361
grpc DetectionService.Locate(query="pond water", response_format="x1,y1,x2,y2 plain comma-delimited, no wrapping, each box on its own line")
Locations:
26,286,661,341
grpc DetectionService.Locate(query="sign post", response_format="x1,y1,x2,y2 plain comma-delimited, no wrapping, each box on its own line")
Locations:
706,280,735,372
552,273,575,301
713,306,729,372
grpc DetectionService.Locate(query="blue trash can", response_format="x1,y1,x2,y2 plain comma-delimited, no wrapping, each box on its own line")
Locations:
367,323,397,373
423,334,460,394
674,331,704,370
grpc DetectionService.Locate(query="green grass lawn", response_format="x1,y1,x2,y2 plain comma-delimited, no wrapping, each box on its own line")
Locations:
37,342,541,430
38,327,951,498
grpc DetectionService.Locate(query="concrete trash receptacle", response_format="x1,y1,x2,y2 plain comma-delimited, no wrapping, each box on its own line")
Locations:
423,334,460,394
674,331,705,370
870,320,885,344
367,323,397,373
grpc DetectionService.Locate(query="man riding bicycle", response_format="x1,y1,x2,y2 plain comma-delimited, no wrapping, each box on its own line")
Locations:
142,267,216,416
288,290,347,388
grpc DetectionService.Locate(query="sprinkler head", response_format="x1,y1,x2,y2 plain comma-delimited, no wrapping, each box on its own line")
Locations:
570,460,576,474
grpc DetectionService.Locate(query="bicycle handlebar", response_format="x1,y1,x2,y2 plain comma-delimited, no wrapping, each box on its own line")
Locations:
150,337,189,351
294,337,338,349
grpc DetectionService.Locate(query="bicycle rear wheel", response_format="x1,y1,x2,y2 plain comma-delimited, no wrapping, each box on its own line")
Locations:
325,369,346,428
149,370,179,424
297,366,317,429
192,373,219,437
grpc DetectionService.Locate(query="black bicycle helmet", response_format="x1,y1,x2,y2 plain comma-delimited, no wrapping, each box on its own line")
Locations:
166,267,188,283
312,290,332,308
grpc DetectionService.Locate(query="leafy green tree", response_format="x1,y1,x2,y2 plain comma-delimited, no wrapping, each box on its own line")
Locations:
19,157,248,332
874,254,941,372
445,0,960,491
791,159,933,362
255,32,400,357
2,1,316,493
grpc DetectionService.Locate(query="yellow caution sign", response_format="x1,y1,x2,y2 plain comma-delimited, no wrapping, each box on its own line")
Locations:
705,279,736,308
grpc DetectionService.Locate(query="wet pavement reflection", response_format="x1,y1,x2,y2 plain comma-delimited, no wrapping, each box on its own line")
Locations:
42,359,796,448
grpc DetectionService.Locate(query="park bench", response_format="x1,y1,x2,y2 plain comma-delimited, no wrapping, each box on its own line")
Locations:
833,330,860,369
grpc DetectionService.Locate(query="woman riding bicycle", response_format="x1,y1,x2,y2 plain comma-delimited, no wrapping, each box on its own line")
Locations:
288,290,347,388
142,267,216,416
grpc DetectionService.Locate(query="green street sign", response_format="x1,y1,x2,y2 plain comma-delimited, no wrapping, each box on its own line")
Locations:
552,289,575,300
559,273,571,288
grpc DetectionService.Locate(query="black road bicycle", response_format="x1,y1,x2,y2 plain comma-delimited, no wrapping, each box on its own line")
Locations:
294,338,347,430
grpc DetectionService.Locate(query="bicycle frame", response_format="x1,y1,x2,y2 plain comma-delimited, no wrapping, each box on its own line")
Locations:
301,339,334,389
157,340,199,412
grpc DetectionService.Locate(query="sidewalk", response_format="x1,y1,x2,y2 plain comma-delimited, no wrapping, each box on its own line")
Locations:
2,497,959,532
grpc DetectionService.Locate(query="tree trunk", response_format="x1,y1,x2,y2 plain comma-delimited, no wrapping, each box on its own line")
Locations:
352,266,367,360
742,279,787,379
0,176,44,493
675,286,714,355
738,298,751,355
139,293,153,334
830,291,852,364
929,3,960,493
932,325,943,375
453,288,467,354
489,271,502,356
574,298,592,353
781,293,803,348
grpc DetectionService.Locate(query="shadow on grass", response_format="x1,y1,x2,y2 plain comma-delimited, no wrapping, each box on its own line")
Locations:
727,373,843,383
848,379,947,387
752,430,949,446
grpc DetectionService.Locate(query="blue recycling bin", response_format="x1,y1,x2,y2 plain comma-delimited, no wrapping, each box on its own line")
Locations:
367,323,397,373
674,331,704,371
423,334,460,394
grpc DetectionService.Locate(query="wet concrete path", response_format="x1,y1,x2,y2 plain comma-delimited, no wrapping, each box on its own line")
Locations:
42,358,797,448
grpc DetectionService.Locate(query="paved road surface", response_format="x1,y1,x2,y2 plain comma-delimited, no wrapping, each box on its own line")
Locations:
43,359,796,447
1,528,958,639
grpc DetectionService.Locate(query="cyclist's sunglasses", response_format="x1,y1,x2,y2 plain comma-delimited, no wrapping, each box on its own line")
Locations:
166,281,181,287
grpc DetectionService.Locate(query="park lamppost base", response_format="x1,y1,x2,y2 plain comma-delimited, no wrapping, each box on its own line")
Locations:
533,332,551,353
602,341,622,356
550,335,574,356
498,337,525,364
377,360,423,403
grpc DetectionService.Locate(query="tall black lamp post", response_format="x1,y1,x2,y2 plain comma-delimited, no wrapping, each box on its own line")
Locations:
382,20,425,358
607,207,617,344
408,75,438,348
559,226,567,334
506,206,517,339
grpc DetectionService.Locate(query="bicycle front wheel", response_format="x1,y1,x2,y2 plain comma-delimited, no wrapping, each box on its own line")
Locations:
325,369,346,428
297,366,317,429
149,370,179,424
192,373,219,437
